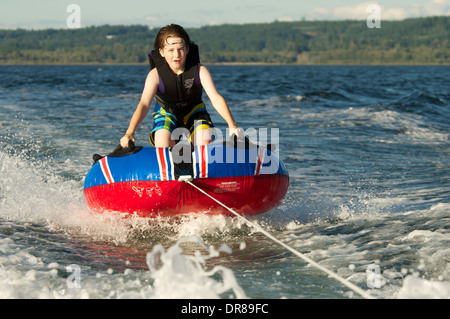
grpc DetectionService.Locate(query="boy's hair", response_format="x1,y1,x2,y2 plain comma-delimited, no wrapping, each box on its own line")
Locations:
154,24,192,50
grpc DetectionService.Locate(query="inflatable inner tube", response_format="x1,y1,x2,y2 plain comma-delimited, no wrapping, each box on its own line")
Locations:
83,139,289,218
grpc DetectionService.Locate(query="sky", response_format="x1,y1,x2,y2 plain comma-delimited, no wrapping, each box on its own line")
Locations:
0,0,449,29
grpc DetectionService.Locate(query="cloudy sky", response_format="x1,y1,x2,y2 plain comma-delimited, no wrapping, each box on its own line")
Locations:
0,0,449,29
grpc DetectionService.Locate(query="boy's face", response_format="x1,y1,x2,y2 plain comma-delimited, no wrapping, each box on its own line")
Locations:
159,36,189,74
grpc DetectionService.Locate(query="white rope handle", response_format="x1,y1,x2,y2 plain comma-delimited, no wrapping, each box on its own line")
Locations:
184,179,375,299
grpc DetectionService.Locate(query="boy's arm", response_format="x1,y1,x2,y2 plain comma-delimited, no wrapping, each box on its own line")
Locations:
120,69,159,147
199,65,243,138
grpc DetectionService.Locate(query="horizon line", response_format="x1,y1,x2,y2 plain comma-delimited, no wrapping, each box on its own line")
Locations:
0,15,448,31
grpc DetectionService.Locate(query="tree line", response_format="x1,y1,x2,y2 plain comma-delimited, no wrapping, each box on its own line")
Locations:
0,16,448,65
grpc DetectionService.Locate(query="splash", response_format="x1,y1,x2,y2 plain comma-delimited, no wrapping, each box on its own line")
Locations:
145,235,247,299
0,147,82,223
396,275,450,298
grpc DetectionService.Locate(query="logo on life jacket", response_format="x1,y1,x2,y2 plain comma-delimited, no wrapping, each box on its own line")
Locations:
184,78,194,95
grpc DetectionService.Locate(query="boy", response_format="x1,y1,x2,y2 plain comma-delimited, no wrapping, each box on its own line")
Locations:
120,24,242,148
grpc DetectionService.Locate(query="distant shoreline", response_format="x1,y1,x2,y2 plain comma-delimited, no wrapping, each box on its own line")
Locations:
1,17,448,66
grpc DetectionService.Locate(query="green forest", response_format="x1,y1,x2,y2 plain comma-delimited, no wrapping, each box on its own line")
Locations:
0,16,448,65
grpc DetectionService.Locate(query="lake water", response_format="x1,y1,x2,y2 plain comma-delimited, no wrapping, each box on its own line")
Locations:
0,65,449,301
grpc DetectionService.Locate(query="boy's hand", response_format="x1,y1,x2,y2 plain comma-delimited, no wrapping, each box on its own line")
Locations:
120,133,135,148
229,126,244,140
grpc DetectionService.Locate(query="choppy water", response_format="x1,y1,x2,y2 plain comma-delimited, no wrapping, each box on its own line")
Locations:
0,65,449,300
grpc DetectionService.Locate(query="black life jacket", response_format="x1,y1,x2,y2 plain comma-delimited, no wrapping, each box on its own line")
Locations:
148,44,203,121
